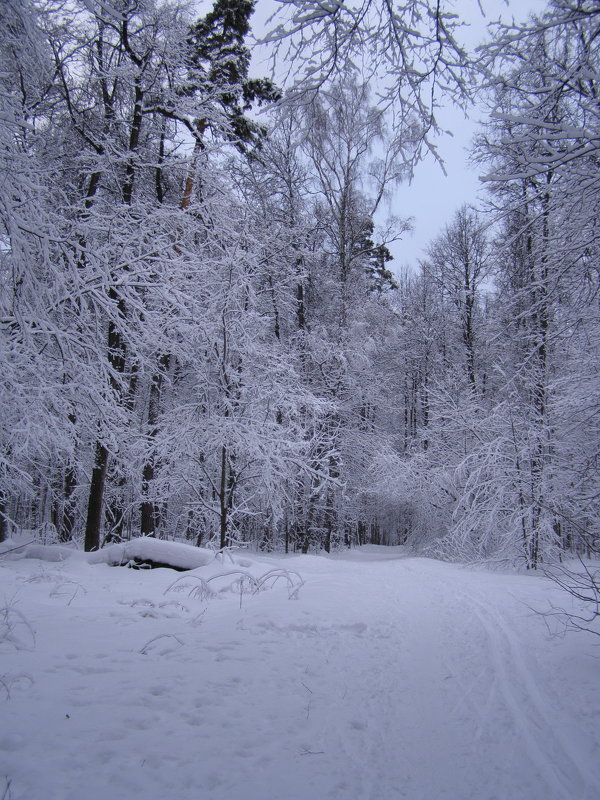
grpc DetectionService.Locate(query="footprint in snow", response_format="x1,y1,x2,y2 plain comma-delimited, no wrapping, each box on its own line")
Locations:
181,712,204,728
123,716,156,731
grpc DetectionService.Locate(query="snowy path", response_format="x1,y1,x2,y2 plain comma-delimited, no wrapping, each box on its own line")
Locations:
1,546,599,800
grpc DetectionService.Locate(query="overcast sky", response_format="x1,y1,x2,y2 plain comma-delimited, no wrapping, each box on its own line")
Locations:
384,0,549,269
249,0,549,270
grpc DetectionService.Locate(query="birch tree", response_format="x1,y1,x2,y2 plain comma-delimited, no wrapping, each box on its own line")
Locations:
262,0,471,170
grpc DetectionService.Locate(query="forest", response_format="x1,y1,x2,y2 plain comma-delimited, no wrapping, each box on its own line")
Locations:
1,0,598,569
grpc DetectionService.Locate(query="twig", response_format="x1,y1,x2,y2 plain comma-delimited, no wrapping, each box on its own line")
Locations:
139,633,184,655
2,777,12,800
0,540,35,558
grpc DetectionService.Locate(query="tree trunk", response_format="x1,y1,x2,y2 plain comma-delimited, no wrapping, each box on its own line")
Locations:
59,465,77,543
0,489,7,543
219,445,229,550
84,442,109,552
140,358,167,537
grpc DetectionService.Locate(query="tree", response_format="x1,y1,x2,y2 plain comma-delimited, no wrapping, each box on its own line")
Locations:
185,0,279,152
478,0,600,305
424,205,489,393
23,0,281,551
546,557,600,637
410,1,600,567
136,0,280,540
262,0,471,169
0,0,80,543
6,0,597,568
291,81,410,550
176,0,279,213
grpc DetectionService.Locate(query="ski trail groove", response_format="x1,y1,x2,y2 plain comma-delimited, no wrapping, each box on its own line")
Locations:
465,591,599,800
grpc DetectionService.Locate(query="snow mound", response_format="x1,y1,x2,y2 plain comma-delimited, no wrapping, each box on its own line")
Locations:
0,537,35,558
89,537,215,571
0,541,77,563
24,544,75,563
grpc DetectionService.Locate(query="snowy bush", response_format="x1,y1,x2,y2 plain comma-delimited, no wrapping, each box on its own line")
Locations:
165,567,304,603
545,559,600,637
0,601,35,701
0,603,35,652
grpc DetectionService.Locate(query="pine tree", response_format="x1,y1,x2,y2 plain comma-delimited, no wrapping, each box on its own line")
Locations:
185,0,280,152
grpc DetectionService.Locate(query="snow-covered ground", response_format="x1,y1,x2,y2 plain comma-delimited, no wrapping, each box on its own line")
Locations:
1,540,599,800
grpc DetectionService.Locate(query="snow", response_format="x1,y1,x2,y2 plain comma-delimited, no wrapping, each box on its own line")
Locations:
23,544,75,563
87,537,215,570
1,540,600,800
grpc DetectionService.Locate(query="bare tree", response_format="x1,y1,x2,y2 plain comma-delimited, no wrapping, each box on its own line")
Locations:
424,206,489,393
261,0,472,170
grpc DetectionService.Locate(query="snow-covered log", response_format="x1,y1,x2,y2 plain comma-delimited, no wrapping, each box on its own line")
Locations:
88,537,215,571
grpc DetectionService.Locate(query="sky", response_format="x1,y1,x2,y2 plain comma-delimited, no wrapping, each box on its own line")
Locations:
383,0,549,269
249,0,550,272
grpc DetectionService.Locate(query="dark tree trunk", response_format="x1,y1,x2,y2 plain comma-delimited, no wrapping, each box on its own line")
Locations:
219,445,228,550
59,465,77,543
140,359,167,537
0,489,7,543
140,459,157,538
84,442,109,552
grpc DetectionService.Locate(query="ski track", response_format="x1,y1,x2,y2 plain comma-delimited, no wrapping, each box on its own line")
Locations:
463,591,600,800
1,551,599,800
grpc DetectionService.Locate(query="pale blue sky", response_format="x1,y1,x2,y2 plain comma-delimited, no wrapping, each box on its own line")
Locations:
386,0,549,268
247,0,549,269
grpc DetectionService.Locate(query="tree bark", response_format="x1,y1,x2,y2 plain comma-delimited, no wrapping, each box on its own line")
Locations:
84,442,109,552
